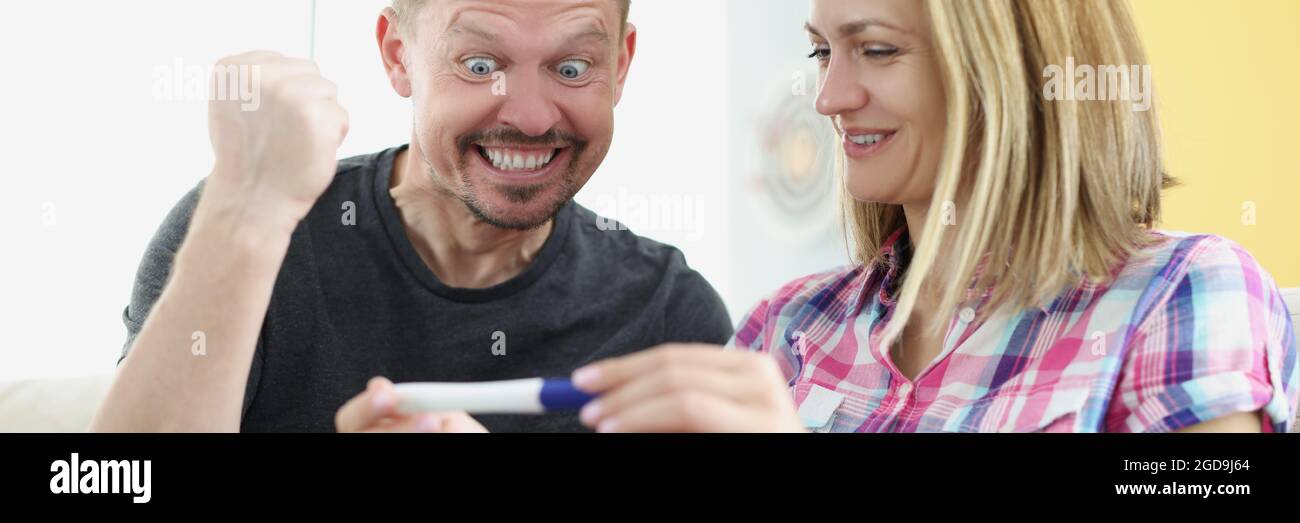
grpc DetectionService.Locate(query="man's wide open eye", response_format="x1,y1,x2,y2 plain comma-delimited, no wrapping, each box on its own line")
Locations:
556,59,591,80
462,56,500,77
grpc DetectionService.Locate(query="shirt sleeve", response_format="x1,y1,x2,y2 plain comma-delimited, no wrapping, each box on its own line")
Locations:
726,299,771,353
1106,236,1298,433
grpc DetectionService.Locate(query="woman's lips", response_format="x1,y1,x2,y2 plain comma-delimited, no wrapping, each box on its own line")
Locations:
841,130,898,160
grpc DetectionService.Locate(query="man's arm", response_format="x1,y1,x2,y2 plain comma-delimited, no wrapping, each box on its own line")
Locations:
89,51,349,432
90,182,294,432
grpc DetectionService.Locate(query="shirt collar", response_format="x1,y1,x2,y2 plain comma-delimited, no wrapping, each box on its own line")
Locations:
873,227,912,307
868,227,999,312
859,227,1095,320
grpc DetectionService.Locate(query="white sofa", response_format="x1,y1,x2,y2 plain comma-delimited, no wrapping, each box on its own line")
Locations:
3,289,1299,432
0,374,113,432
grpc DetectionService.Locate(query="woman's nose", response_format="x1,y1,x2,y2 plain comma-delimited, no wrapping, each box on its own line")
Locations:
815,57,870,117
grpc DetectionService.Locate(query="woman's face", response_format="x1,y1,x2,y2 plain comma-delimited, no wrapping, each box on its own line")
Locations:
807,0,948,207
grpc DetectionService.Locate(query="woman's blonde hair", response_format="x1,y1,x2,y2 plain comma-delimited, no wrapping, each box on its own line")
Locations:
847,0,1175,344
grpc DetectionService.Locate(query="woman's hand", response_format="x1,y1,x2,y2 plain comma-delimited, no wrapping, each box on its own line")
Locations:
572,344,804,433
335,377,488,433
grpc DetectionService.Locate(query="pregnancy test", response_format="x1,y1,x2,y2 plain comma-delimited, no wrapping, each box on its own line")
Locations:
393,378,596,415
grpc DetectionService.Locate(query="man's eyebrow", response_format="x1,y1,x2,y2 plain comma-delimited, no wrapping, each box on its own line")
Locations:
562,24,611,45
805,18,910,38
447,23,497,42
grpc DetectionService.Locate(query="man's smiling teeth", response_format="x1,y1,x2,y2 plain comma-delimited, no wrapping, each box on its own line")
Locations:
482,146,556,171
847,133,891,146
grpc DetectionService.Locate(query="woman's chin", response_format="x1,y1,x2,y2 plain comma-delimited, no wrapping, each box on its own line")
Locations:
844,179,910,206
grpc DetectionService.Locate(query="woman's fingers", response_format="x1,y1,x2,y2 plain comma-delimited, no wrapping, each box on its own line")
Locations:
579,366,758,428
571,344,741,394
574,345,802,432
592,391,755,433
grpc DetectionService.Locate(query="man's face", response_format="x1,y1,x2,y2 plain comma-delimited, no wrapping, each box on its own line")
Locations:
389,0,633,230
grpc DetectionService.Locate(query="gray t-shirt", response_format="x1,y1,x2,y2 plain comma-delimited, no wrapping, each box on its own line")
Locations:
120,145,734,432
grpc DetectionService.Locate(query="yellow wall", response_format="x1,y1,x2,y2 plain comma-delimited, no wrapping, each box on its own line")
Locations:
1129,0,1300,287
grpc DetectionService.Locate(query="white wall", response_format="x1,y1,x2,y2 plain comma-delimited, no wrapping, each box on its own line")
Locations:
0,0,739,380
0,1,314,380
727,0,850,320
311,0,732,311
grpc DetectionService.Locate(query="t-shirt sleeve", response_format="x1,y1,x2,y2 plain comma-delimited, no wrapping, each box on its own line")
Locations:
1106,236,1298,433
661,264,734,346
118,180,264,420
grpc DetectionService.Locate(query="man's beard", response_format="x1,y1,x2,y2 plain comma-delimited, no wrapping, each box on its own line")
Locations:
440,128,589,231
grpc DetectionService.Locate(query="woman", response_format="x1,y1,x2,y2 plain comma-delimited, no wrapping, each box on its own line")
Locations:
570,0,1297,432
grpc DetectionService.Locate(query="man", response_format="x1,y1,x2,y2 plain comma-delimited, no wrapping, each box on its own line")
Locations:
90,0,733,433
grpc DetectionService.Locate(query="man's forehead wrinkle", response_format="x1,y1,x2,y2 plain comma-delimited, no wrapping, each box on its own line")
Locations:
549,1,614,36
434,1,614,44
438,4,509,44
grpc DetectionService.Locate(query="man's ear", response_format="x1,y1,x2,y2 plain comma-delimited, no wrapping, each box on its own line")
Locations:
377,7,413,98
613,23,637,106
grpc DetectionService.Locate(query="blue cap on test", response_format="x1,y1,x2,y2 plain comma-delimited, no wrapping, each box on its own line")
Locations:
539,379,596,411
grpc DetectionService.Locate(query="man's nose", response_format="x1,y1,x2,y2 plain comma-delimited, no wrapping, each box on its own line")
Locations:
496,69,563,137
815,56,870,118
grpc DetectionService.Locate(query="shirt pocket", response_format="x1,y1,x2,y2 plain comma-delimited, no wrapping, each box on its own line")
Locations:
955,382,1091,432
791,381,883,433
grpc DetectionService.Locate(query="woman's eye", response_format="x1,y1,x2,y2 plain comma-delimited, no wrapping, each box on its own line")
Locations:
864,44,899,58
807,46,831,63
462,56,500,77
556,59,591,79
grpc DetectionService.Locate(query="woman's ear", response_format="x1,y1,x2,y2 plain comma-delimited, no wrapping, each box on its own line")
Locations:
377,7,413,98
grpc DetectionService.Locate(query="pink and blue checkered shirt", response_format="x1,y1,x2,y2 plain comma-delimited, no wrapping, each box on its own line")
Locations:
729,228,1298,432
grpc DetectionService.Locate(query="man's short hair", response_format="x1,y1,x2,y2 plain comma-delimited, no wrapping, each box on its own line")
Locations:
391,0,631,38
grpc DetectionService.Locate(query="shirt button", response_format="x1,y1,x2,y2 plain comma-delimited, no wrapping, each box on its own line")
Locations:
959,307,976,323
898,382,912,396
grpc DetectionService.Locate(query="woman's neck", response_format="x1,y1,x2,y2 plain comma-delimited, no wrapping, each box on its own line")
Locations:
901,201,970,315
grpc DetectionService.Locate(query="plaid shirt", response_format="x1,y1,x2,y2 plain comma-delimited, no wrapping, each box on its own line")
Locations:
729,228,1298,432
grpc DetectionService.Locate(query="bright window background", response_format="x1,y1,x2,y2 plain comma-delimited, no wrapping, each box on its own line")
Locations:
2,1,1294,382
0,0,731,380
0,1,314,380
